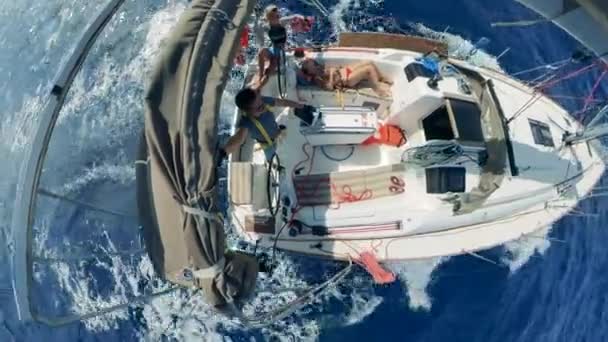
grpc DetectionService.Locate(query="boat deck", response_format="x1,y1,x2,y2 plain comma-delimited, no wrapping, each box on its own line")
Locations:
228,47,605,261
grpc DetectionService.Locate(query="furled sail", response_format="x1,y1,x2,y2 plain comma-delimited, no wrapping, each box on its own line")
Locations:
516,0,608,63
140,0,258,310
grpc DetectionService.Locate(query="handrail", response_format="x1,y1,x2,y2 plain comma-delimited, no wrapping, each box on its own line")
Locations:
486,79,519,176
11,0,128,324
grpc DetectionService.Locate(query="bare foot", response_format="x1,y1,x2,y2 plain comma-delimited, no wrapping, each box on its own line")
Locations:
374,88,390,97
374,83,392,97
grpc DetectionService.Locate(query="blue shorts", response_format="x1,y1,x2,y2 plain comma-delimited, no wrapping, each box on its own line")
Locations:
268,46,284,58
263,145,276,161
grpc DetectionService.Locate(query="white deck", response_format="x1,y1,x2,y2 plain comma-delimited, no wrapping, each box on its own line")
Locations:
229,47,605,261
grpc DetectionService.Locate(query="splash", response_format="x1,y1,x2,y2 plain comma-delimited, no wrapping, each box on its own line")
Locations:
20,2,380,341
387,257,445,311
414,23,505,72
502,226,552,273
58,160,136,195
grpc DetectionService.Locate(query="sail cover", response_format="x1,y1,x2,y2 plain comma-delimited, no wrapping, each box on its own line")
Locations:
142,0,258,308
516,0,608,63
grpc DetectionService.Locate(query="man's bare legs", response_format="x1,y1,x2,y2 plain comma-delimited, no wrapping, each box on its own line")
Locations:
256,48,277,88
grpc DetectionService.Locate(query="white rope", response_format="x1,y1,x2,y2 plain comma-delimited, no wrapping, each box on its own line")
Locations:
191,257,226,279
512,58,570,77
134,157,149,165
182,204,222,223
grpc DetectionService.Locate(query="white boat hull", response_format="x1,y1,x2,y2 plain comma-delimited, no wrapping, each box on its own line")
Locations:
228,43,605,261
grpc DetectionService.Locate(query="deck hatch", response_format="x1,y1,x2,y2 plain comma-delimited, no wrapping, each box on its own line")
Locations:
423,99,484,143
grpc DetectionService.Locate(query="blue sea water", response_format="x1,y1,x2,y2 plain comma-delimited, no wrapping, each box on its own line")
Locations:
1,0,607,341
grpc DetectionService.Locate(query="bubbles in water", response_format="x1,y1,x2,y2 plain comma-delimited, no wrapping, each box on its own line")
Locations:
502,226,552,273
387,257,445,311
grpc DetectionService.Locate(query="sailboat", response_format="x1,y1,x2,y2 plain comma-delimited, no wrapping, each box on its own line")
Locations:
10,0,608,328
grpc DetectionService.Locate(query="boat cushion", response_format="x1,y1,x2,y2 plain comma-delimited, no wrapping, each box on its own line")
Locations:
294,163,406,206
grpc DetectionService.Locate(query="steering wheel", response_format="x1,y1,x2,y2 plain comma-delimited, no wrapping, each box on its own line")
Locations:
266,153,282,218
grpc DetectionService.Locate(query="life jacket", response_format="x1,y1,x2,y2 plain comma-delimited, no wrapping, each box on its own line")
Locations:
244,103,275,149
362,124,407,147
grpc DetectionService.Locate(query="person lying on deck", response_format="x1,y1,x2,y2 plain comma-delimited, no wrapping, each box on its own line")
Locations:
220,87,305,161
254,5,314,88
298,58,393,97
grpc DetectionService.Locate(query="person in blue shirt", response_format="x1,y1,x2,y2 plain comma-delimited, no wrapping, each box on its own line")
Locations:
221,87,304,161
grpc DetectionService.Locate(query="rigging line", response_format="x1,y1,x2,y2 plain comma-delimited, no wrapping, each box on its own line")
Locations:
507,92,542,124
584,104,608,128
511,58,571,77
566,212,600,218
536,60,599,90
527,62,568,86
524,234,568,244
547,94,603,102
465,251,503,267
581,69,608,114
579,192,608,200
240,258,353,328
33,247,147,263
37,187,137,218
497,47,510,61
491,18,551,28
309,0,330,17
39,287,180,326
298,0,330,17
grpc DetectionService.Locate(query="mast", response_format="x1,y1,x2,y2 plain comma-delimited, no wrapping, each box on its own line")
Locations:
515,0,608,64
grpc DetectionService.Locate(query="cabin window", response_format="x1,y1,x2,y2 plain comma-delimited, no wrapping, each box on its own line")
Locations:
449,99,484,142
423,105,454,140
529,119,554,147
422,99,484,143
425,167,466,194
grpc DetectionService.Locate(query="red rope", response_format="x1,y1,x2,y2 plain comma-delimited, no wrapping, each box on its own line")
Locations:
511,60,603,123
582,69,608,113
330,183,373,206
